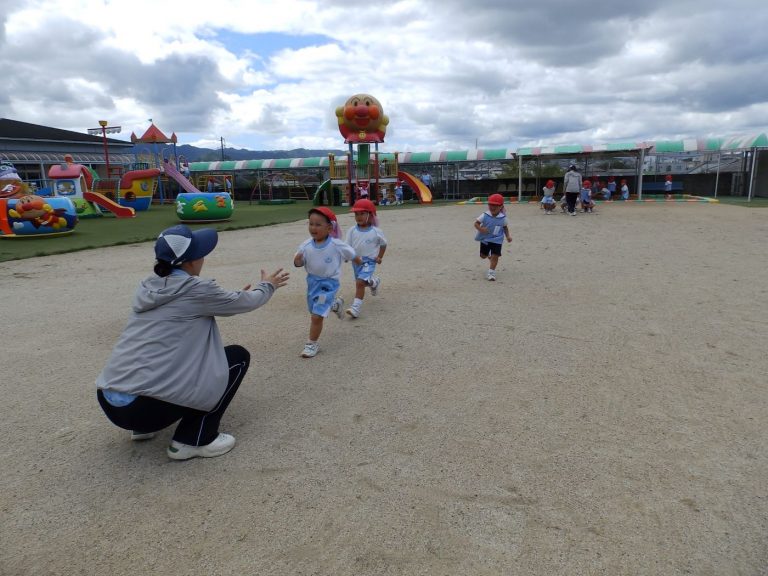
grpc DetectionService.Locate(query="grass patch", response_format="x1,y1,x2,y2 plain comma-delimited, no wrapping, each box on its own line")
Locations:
0,199,430,262
712,196,768,207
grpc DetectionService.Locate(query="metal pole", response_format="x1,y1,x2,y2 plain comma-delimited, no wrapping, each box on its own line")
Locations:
637,149,645,200
517,157,522,202
747,148,757,202
713,151,722,198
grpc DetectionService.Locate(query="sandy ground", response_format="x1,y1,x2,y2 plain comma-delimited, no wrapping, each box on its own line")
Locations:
2,202,767,576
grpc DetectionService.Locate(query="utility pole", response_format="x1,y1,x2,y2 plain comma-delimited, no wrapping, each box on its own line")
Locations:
220,137,225,161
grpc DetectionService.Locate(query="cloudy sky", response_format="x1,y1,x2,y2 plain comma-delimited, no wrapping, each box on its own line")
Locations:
2,0,767,153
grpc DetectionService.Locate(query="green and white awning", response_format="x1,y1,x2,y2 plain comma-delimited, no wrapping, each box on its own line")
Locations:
189,148,515,172
650,133,768,153
517,142,648,157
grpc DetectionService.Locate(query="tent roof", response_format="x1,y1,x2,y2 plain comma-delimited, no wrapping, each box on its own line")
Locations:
517,142,649,158
189,149,515,171
649,133,768,153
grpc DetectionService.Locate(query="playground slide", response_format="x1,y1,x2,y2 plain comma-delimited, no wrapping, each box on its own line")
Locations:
84,191,136,218
398,171,433,203
163,159,200,194
313,180,330,205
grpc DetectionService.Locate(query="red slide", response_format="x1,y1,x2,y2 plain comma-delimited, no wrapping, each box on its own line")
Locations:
84,191,136,218
163,159,200,193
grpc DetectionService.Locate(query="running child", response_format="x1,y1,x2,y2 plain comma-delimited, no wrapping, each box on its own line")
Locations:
344,199,387,319
541,179,556,214
474,193,513,281
294,207,362,358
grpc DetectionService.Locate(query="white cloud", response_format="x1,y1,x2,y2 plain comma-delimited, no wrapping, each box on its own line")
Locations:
2,0,768,152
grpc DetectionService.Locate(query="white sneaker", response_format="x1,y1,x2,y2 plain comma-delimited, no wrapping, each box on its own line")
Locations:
486,269,496,281
331,297,344,319
301,342,319,358
345,306,360,318
167,432,235,460
369,276,380,296
130,431,156,441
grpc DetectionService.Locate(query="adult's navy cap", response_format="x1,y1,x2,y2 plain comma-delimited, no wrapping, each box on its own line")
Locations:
154,224,218,265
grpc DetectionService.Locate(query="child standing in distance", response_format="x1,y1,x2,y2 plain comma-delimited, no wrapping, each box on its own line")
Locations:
541,179,556,214
474,193,513,281
294,207,362,358
394,180,404,205
344,199,387,319
620,179,630,200
664,174,673,200
580,179,595,213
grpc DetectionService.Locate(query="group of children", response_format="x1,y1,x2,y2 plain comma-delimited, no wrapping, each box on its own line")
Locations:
540,177,632,214
294,199,387,358
295,192,516,358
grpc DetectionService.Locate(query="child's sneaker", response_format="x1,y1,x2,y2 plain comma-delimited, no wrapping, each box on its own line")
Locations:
331,297,344,319
301,342,319,358
345,305,360,318
486,269,496,281
130,431,156,441
369,276,380,296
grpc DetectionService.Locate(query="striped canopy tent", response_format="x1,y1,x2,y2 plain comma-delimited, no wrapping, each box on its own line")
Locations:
188,148,515,172
649,133,768,153
516,141,652,200
648,133,768,200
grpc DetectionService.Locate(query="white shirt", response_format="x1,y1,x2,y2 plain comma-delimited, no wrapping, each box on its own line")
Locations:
345,225,387,259
297,237,356,280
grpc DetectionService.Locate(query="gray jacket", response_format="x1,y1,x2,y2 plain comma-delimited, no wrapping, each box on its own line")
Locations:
563,169,582,193
96,273,275,411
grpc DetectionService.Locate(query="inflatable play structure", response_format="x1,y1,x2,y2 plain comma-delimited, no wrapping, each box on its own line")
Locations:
47,156,160,218
315,93,431,206
0,194,78,237
0,160,78,237
163,159,234,222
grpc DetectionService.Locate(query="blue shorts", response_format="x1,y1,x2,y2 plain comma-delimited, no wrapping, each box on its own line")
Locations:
352,257,377,283
306,274,340,317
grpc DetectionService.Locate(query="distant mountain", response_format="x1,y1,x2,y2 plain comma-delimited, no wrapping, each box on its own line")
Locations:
173,144,345,162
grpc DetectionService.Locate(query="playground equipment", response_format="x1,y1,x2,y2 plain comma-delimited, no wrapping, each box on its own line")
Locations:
47,156,159,218
324,93,431,206
0,159,78,237
166,160,234,221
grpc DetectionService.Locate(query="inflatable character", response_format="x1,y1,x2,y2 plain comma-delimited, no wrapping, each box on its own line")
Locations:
8,195,69,229
335,93,389,143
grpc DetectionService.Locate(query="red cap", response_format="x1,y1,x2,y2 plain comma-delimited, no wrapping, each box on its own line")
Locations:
582,179,592,188
488,193,505,206
665,174,672,181
351,198,377,215
309,206,337,223
546,179,555,187
620,179,627,184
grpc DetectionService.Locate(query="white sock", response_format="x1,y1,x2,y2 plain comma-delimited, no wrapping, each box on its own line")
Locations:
353,298,363,308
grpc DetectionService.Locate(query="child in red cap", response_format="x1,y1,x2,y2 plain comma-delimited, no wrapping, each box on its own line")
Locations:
541,179,556,214
294,207,362,358
344,199,388,318
474,194,512,281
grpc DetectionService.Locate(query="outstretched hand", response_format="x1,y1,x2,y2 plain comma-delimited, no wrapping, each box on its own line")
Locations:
261,267,290,289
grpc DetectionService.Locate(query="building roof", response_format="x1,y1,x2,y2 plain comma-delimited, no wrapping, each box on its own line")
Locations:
0,118,131,147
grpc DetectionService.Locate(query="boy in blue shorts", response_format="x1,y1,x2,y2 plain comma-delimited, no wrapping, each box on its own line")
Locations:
294,207,362,358
344,199,387,318
474,193,512,281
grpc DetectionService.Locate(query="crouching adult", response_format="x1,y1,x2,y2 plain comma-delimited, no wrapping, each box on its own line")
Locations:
96,224,289,460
